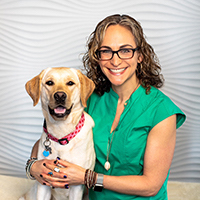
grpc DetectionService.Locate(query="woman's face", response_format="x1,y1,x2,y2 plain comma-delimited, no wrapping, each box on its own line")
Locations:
98,24,142,89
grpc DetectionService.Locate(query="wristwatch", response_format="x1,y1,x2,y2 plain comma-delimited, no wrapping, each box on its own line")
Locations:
93,173,104,192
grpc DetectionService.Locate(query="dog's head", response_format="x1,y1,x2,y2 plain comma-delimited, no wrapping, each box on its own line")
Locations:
25,67,95,121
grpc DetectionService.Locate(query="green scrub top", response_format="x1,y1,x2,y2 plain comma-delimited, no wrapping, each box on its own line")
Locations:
85,85,186,200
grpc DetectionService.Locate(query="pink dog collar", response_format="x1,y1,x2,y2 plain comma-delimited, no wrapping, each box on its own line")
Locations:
43,113,85,145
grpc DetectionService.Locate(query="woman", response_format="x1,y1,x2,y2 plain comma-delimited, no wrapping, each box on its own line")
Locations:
27,14,186,199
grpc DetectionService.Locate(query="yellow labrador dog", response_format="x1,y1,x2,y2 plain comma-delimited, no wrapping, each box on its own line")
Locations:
20,67,95,200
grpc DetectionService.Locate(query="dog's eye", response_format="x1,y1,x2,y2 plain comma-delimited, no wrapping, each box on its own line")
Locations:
67,81,75,86
46,81,54,86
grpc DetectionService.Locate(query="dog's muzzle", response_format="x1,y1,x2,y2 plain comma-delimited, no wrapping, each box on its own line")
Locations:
48,91,73,118
48,104,73,118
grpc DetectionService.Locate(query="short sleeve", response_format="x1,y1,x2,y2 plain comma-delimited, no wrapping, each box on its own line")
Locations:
152,94,186,129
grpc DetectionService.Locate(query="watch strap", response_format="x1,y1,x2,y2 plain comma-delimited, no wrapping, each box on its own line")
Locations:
96,173,104,185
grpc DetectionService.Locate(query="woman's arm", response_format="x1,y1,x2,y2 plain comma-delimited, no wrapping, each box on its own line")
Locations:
30,139,39,158
43,114,176,196
103,114,176,196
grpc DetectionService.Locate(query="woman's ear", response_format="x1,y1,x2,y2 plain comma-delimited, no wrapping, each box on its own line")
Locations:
137,52,143,64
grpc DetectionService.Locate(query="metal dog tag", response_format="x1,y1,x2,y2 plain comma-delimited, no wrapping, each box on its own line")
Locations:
43,138,52,157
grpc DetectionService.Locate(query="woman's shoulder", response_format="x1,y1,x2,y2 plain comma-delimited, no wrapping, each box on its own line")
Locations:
150,86,172,103
137,86,173,109
147,86,186,129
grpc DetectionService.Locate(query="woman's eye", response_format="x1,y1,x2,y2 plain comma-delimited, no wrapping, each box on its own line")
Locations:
120,49,131,54
46,81,54,86
101,49,112,54
67,81,75,86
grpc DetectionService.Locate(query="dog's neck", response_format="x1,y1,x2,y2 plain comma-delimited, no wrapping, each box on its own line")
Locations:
44,108,84,138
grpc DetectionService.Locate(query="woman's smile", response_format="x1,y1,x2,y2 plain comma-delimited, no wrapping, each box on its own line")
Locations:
108,67,127,75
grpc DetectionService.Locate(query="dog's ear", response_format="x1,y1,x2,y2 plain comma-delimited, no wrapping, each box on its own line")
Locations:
77,70,95,107
25,69,46,106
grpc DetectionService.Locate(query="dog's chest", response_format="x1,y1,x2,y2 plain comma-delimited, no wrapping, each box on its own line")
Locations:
38,124,93,164
51,139,79,161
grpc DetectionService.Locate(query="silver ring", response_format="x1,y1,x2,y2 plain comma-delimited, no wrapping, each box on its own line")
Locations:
54,167,60,173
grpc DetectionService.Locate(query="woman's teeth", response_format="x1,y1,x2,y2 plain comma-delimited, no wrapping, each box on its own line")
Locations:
110,68,126,73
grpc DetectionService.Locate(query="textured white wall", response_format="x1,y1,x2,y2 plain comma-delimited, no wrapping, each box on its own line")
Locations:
0,0,199,182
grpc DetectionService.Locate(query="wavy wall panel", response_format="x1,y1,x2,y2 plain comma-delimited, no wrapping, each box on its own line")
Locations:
0,0,200,182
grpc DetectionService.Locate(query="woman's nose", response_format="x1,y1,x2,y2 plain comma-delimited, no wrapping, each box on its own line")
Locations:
110,53,122,67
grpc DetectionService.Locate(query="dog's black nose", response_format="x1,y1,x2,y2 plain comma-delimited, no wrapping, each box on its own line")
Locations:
54,92,67,104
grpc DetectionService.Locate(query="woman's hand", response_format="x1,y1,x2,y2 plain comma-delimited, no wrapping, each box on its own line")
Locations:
40,158,86,189
30,159,56,186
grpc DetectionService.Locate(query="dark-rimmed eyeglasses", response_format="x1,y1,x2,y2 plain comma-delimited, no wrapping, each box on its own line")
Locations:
96,47,140,61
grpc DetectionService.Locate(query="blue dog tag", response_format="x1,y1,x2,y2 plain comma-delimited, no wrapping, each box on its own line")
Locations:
43,138,52,157
43,150,50,157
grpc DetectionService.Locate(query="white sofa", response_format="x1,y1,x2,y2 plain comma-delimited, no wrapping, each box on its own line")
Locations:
0,175,199,200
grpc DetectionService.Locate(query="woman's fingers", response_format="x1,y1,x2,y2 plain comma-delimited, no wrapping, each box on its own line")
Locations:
30,158,70,188
41,160,68,181
56,158,71,168
30,159,53,186
41,158,85,187
42,171,68,182
50,181,70,189
41,164,70,189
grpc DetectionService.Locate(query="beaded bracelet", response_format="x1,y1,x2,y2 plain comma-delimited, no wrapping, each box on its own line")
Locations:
25,157,37,180
84,169,97,189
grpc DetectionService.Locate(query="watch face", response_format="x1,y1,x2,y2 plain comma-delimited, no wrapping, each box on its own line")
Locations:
94,184,103,192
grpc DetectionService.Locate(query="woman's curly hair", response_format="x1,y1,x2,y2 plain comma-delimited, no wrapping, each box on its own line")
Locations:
83,14,164,96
